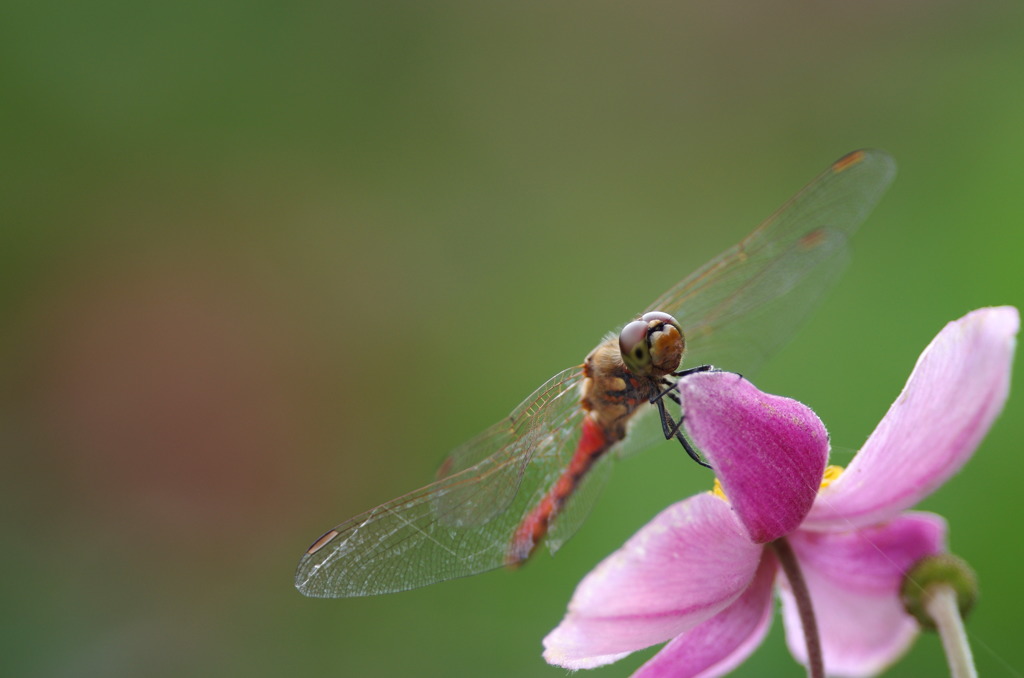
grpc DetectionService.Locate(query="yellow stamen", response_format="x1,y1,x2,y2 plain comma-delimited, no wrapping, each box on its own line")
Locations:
710,465,844,503
711,478,728,501
820,465,844,489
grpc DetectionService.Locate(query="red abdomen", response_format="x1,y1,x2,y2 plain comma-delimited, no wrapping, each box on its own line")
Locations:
506,416,611,565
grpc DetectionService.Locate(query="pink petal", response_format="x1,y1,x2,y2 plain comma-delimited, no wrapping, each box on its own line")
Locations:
680,372,828,543
805,307,1019,530
780,513,947,677
543,493,763,668
632,551,777,678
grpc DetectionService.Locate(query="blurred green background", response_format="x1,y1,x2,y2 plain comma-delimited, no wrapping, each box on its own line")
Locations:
2,2,1022,677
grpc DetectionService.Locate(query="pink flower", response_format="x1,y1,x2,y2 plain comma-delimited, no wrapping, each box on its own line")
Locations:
543,307,1018,677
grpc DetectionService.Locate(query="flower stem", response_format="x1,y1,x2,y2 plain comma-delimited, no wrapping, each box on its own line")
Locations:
772,538,823,678
924,585,978,678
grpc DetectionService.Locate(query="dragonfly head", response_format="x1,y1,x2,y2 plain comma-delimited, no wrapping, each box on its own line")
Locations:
619,311,685,377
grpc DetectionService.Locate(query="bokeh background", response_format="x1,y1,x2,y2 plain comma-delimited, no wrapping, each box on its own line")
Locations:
2,2,1022,677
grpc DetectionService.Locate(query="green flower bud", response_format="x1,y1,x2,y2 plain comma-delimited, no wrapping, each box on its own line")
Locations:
901,553,979,631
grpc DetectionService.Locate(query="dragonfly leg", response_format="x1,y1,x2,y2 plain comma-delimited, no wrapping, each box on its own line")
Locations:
653,394,711,469
650,378,685,404
650,363,718,404
673,363,716,378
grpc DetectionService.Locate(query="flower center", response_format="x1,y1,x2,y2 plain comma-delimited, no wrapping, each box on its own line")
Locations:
711,478,727,501
820,465,844,488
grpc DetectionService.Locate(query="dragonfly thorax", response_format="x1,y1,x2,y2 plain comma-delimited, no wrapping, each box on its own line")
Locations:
618,311,686,378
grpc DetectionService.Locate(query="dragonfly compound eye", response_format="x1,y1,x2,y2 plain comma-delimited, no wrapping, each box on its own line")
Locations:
619,320,653,374
620,312,685,377
640,311,678,326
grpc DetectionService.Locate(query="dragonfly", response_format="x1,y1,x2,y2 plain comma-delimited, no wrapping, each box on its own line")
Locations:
295,149,896,598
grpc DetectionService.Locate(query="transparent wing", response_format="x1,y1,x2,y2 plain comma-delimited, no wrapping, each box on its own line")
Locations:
295,367,586,597
297,150,897,598
646,149,897,376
